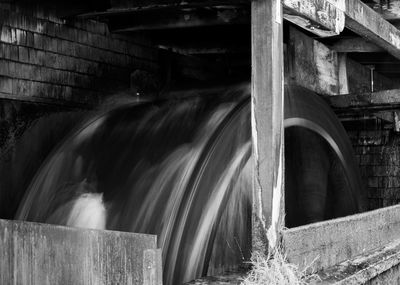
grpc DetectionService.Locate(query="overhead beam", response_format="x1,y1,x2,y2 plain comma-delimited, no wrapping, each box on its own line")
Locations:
109,7,249,32
251,0,284,252
283,0,345,37
282,0,400,61
287,27,397,96
345,0,400,61
78,1,250,18
331,38,384,53
326,89,400,111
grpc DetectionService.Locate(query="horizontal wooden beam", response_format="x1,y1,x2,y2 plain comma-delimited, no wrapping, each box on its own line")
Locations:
282,0,400,61
78,1,250,18
106,6,249,32
160,45,248,55
326,89,400,111
109,0,249,10
363,0,400,21
345,0,400,61
283,0,345,37
287,27,397,96
331,38,384,53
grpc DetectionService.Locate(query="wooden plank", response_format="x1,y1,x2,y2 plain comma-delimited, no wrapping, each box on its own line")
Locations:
109,0,249,10
287,27,398,96
345,0,400,61
283,0,345,37
78,1,250,18
331,37,384,53
364,0,400,21
282,0,400,61
326,89,400,111
251,0,284,252
110,7,249,32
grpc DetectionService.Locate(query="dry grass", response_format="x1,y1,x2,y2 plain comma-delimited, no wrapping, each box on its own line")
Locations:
241,248,319,285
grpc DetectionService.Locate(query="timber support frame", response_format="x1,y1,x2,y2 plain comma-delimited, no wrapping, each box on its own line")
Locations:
251,0,284,253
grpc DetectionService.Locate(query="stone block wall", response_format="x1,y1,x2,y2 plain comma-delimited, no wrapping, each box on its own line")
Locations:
348,128,400,210
0,3,160,105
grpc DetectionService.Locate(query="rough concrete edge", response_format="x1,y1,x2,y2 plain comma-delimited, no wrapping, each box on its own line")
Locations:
182,272,245,285
2,218,157,244
284,204,400,235
318,239,400,284
282,205,400,273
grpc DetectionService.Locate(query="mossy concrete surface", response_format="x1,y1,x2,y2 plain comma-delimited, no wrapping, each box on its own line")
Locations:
317,238,400,284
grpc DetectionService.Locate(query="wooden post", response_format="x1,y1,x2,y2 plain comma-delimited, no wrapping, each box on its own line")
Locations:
251,0,284,252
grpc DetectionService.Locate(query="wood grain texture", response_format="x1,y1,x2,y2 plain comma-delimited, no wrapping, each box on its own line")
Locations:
283,0,345,37
283,0,400,61
0,219,161,285
327,89,400,111
251,0,284,251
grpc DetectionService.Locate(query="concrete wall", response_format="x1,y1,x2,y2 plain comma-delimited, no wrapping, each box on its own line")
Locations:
282,205,400,273
0,218,162,285
0,2,160,105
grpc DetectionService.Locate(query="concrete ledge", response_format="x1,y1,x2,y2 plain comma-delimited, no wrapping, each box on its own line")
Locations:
317,239,400,284
0,219,162,285
183,272,245,285
282,205,400,272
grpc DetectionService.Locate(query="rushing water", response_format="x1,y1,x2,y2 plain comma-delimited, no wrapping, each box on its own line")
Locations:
14,84,364,284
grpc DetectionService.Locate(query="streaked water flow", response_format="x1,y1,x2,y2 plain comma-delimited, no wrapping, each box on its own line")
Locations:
14,85,363,284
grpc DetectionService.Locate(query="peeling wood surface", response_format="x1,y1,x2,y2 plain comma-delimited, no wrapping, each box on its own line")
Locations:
251,0,284,252
0,219,161,285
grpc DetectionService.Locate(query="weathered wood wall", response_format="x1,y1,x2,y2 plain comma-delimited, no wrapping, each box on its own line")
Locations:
0,3,160,105
0,219,162,285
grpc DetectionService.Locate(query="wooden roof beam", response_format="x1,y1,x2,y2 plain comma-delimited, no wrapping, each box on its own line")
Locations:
282,0,400,61
331,38,384,53
326,89,400,112
283,0,345,38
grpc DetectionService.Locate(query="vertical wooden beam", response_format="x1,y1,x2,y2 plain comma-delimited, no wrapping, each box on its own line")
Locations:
251,0,284,252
